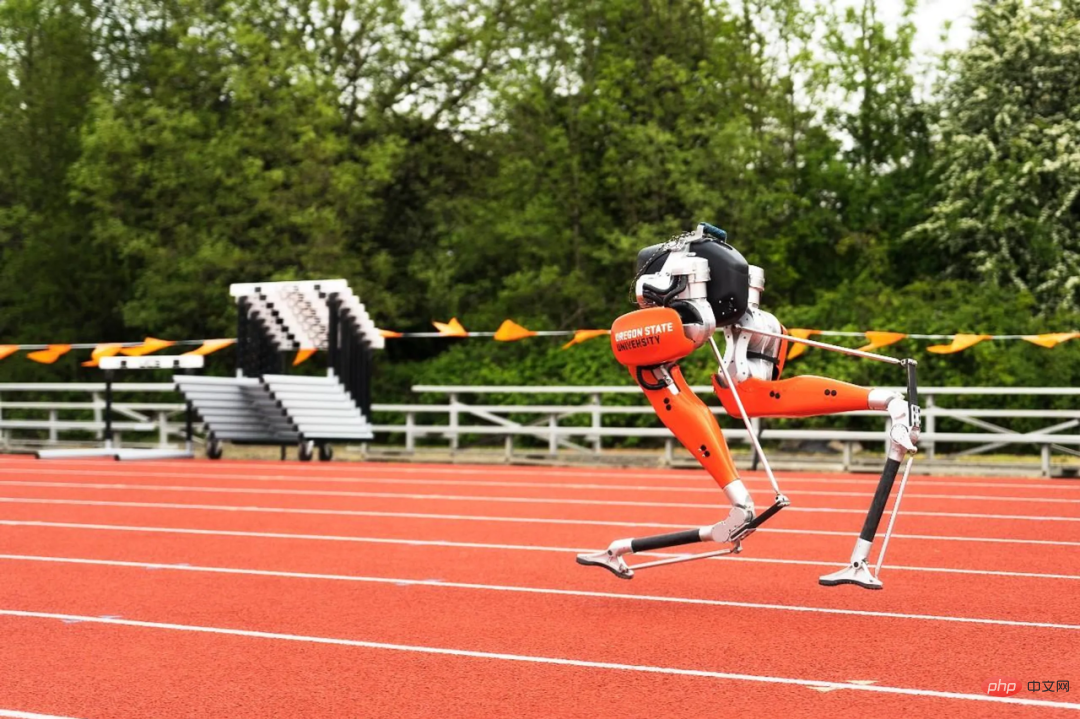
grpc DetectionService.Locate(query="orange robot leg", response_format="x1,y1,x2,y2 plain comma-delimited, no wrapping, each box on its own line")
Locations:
713,375,873,419
634,364,739,489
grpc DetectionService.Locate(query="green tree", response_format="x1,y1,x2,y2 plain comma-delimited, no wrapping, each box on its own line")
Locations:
71,0,390,338
816,0,935,285
0,0,119,353
908,0,1080,311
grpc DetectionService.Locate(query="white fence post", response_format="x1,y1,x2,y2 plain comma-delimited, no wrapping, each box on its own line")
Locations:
405,412,416,453
448,393,459,453
548,415,558,456
925,394,936,460
590,393,602,455
92,392,103,439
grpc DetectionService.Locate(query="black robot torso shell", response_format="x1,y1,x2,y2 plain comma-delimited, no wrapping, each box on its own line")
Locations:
635,239,750,328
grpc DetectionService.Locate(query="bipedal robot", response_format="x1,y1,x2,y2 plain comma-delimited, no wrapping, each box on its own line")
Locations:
576,222,921,589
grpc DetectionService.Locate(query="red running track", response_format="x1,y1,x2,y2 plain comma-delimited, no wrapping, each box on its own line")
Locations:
0,455,1078,718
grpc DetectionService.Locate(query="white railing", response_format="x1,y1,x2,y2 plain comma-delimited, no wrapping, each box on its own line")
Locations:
0,383,188,449
398,385,1080,475
0,382,1077,475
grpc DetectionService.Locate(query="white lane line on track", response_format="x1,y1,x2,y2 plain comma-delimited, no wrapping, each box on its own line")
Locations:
0,612,1079,711
3,481,1080,522
0,712,82,719
5,468,1080,504
6,457,1072,488
3,463,1077,495
2,523,1079,581
3,555,1080,631
3,497,1080,547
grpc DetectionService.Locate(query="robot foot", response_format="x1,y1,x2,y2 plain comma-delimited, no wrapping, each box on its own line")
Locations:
819,560,883,590
575,547,634,580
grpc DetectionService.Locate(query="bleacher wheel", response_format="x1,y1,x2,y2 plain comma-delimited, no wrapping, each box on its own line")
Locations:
298,440,315,462
318,444,333,462
207,437,223,461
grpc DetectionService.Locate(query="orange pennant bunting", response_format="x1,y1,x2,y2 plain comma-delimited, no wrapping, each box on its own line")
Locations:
0,345,19,361
785,329,819,360
82,343,124,367
293,348,317,366
858,331,908,352
27,344,72,364
1021,332,1080,349
120,337,175,357
379,329,404,339
561,329,610,349
183,338,236,356
926,334,993,354
433,318,468,337
494,320,537,342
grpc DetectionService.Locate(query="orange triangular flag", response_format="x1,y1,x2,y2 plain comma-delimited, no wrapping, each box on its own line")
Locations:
0,345,19,361
494,320,537,342
432,318,468,337
82,343,124,367
858,331,907,352
785,329,819,360
293,348,317,366
27,344,72,364
379,329,404,339
562,329,610,349
1021,332,1080,349
183,338,236,356
927,334,993,354
120,337,175,357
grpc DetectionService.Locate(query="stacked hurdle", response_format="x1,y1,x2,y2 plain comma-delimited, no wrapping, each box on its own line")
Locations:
175,280,382,461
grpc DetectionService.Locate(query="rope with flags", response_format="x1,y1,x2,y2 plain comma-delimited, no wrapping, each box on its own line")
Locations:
0,321,1076,365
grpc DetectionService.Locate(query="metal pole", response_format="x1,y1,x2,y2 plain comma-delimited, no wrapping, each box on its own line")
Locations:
183,368,194,453
327,293,339,379
738,327,905,365
710,338,784,498
875,456,915,576
185,401,194,453
631,545,739,571
235,298,247,378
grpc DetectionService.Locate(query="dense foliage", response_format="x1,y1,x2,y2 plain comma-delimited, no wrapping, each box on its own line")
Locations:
0,0,1077,394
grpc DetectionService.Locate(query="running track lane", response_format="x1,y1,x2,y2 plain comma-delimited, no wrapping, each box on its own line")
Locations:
1,490,1076,545
6,461,1080,500
2,613,1075,719
0,520,1078,626
2,509,1077,577
2,458,1078,717
1,561,1078,717
2,482,1080,544
6,455,1075,490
